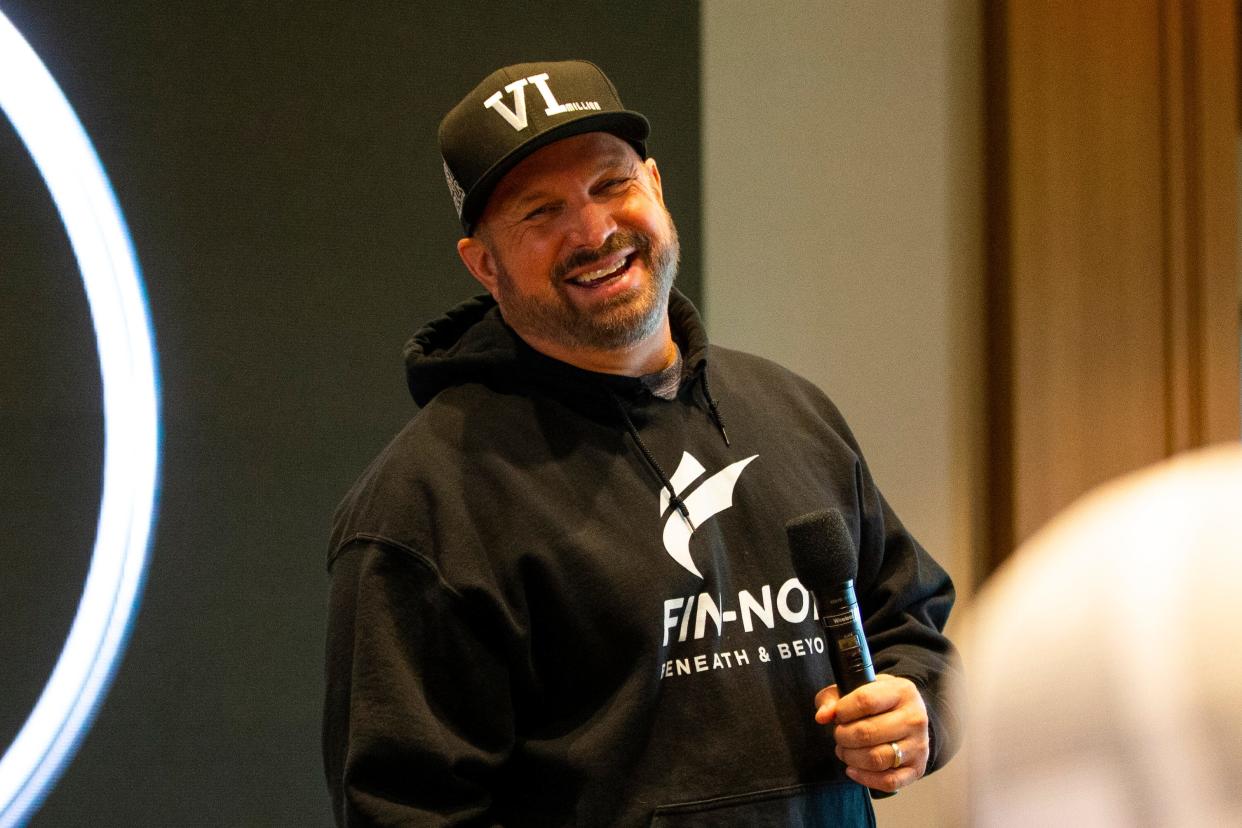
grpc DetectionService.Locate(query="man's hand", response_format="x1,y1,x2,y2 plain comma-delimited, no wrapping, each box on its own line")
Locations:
814,674,929,793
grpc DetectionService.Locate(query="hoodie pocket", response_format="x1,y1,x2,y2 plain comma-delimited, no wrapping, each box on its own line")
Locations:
648,781,876,828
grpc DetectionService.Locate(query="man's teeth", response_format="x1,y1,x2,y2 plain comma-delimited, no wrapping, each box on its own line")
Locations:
572,257,627,284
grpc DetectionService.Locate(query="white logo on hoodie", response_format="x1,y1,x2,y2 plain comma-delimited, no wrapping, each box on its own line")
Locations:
661,452,758,578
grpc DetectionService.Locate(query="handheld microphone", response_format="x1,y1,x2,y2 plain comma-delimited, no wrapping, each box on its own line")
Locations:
785,508,875,696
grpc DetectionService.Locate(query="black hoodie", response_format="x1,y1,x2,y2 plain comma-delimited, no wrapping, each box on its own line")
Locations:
323,291,959,827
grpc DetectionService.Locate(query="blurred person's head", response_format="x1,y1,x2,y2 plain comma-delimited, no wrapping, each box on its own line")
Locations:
963,444,1242,827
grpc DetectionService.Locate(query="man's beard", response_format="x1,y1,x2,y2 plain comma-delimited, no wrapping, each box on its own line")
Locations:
492,215,680,354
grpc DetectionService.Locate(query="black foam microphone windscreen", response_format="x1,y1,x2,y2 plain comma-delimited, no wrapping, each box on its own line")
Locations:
786,508,876,696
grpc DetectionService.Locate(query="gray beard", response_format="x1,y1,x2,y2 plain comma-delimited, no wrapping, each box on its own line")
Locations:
493,217,680,353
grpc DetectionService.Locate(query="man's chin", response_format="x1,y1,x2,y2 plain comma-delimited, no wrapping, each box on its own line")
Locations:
572,286,667,347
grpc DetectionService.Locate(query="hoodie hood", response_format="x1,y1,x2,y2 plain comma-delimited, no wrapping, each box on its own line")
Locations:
402,289,725,523
403,288,710,409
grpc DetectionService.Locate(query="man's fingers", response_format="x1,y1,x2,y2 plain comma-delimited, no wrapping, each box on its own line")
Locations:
833,674,908,724
815,674,909,726
836,739,927,775
837,742,902,774
831,706,925,750
813,684,840,724
814,684,839,708
844,765,921,794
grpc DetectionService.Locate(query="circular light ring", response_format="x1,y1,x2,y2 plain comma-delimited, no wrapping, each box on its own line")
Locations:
0,11,160,827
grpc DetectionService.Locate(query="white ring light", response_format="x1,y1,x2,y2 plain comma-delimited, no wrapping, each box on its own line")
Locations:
0,10,160,827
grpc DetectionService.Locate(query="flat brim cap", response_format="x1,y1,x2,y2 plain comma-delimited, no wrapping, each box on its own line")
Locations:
439,60,650,234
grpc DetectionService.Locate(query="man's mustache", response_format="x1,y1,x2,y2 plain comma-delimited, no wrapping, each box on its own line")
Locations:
552,229,652,282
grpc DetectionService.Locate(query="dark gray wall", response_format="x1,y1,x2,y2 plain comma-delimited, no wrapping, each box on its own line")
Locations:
0,3,700,823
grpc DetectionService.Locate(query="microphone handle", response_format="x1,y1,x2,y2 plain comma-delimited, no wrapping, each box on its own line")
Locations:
818,579,876,696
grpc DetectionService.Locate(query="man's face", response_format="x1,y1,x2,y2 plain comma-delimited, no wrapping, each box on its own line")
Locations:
458,132,679,360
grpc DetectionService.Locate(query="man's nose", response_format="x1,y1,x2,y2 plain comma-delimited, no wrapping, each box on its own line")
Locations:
566,201,617,250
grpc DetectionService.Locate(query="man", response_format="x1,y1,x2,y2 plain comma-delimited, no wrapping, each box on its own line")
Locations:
323,60,958,826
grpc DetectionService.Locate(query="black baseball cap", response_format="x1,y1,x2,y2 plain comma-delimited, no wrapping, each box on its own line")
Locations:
439,60,650,235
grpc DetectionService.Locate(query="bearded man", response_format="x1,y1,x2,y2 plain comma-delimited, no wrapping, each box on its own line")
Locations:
323,60,959,827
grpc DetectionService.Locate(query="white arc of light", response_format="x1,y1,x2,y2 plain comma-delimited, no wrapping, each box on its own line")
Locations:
0,10,160,827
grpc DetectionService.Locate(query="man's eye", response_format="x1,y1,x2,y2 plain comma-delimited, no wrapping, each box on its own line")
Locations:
523,204,553,221
598,177,632,193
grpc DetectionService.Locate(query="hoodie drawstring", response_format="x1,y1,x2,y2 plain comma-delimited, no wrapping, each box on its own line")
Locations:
607,391,691,521
698,369,731,447
604,362,731,521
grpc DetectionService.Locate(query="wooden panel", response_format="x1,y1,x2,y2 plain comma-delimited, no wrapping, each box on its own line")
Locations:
1187,0,1241,443
1162,0,1194,451
984,0,1240,569
1007,0,1169,544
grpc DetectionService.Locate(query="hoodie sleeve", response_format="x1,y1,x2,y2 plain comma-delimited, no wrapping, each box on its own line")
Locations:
323,539,514,827
851,455,962,775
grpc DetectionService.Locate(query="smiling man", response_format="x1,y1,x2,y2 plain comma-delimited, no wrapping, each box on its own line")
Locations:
323,60,960,827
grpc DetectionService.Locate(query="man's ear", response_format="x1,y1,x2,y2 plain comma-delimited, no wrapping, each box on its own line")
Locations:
457,235,499,295
644,157,665,206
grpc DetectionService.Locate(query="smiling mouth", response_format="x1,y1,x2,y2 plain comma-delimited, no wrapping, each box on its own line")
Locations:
566,253,635,287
